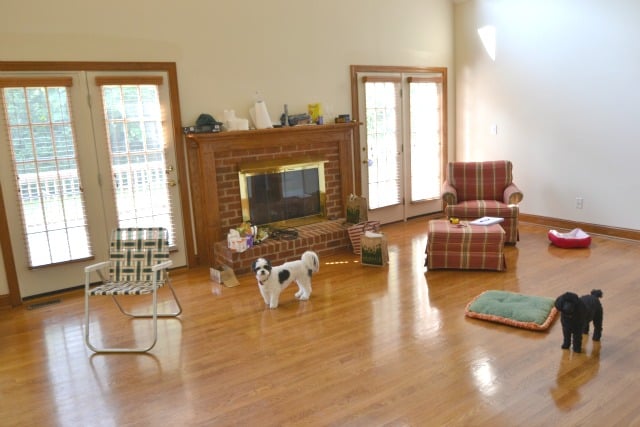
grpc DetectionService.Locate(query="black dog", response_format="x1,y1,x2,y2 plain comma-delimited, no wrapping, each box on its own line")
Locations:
554,289,603,353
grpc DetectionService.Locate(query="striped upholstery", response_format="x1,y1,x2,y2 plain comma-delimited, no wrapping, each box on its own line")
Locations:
425,220,506,271
442,161,523,244
90,228,170,296
447,161,513,202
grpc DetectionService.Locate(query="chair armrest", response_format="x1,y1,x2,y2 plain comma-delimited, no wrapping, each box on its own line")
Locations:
442,180,458,206
84,261,111,273
152,260,173,272
504,182,524,205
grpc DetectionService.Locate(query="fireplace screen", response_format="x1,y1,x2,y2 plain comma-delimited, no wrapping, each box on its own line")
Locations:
239,159,327,226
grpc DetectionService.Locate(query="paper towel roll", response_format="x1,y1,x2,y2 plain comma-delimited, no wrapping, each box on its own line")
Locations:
253,100,273,129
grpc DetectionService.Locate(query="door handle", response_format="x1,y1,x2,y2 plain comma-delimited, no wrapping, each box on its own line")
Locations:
167,179,177,187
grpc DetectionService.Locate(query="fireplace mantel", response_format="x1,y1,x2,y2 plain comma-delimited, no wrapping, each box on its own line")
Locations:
186,122,357,266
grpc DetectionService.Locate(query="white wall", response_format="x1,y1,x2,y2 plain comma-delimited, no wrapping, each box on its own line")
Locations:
1,0,453,125
455,0,640,229
0,0,454,297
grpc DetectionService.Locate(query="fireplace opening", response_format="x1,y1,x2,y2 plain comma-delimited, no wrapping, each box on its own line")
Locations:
238,157,327,227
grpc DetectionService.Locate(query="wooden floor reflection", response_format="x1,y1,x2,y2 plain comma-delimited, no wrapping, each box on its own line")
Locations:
1,219,639,426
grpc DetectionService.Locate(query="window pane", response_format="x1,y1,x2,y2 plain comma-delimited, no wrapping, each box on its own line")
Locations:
101,84,175,244
364,81,401,210
4,88,29,124
1,86,92,267
409,81,442,202
27,88,49,124
48,87,70,122
10,126,34,162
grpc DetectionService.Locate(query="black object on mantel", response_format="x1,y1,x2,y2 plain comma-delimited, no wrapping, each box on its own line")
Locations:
183,113,223,134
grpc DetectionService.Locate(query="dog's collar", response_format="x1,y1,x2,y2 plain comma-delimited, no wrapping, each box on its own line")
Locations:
258,280,265,286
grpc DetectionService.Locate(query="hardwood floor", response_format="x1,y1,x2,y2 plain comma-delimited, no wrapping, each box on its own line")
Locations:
2,219,640,426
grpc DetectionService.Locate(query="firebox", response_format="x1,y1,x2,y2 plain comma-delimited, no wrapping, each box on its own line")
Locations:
238,157,327,227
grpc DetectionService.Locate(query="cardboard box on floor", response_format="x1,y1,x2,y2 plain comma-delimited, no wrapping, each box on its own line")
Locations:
210,265,240,287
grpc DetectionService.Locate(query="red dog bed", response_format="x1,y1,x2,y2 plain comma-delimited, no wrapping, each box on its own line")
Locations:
548,228,591,248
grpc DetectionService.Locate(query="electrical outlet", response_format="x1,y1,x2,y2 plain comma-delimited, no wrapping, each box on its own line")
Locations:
576,197,584,209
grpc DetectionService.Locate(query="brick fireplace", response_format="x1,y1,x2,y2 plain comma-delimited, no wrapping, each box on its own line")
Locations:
186,123,357,273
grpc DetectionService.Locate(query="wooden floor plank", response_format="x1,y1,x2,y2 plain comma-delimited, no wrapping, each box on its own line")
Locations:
1,219,640,426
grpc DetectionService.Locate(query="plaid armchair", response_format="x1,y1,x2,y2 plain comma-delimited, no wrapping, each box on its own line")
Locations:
442,160,523,244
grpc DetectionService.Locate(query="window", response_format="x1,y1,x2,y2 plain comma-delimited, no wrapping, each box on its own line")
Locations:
97,77,176,245
408,77,443,201
0,78,91,267
363,78,402,210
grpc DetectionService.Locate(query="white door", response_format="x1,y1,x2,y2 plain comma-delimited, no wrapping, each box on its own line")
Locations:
356,71,445,224
0,70,185,297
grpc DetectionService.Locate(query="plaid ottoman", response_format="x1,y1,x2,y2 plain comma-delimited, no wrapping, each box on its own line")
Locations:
425,220,506,271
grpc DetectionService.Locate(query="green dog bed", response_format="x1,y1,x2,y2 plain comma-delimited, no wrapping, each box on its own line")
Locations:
465,290,558,331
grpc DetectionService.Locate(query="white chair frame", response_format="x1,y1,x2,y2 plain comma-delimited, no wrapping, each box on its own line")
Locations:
83,228,182,353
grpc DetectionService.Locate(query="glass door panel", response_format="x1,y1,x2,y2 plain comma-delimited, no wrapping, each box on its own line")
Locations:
2,83,92,267
100,83,176,245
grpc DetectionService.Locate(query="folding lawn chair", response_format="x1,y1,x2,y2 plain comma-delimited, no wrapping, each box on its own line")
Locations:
83,227,182,353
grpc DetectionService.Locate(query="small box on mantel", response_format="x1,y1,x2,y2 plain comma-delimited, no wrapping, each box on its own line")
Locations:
210,265,240,287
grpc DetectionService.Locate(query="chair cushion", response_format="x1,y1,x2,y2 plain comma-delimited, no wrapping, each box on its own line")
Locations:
448,161,513,202
446,200,518,218
89,280,166,296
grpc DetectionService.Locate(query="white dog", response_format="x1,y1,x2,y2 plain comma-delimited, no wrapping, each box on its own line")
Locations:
252,251,320,309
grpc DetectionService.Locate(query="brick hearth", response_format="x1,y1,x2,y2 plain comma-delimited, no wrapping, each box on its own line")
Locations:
186,123,357,270
213,219,351,275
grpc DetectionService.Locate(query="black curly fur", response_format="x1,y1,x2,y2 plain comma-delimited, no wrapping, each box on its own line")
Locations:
554,289,603,353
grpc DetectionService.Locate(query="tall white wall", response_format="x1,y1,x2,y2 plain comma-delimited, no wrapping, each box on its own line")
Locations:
1,0,453,126
455,0,640,229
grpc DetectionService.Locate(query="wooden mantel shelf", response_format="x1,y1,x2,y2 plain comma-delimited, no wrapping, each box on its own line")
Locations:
186,122,357,147
185,122,357,266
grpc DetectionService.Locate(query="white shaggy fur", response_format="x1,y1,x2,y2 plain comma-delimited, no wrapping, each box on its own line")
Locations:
252,251,320,309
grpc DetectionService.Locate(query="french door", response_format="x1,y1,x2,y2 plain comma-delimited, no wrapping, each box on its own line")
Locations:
352,66,447,224
0,70,185,297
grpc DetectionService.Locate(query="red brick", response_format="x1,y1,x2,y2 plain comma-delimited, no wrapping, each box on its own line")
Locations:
212,219,350,275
